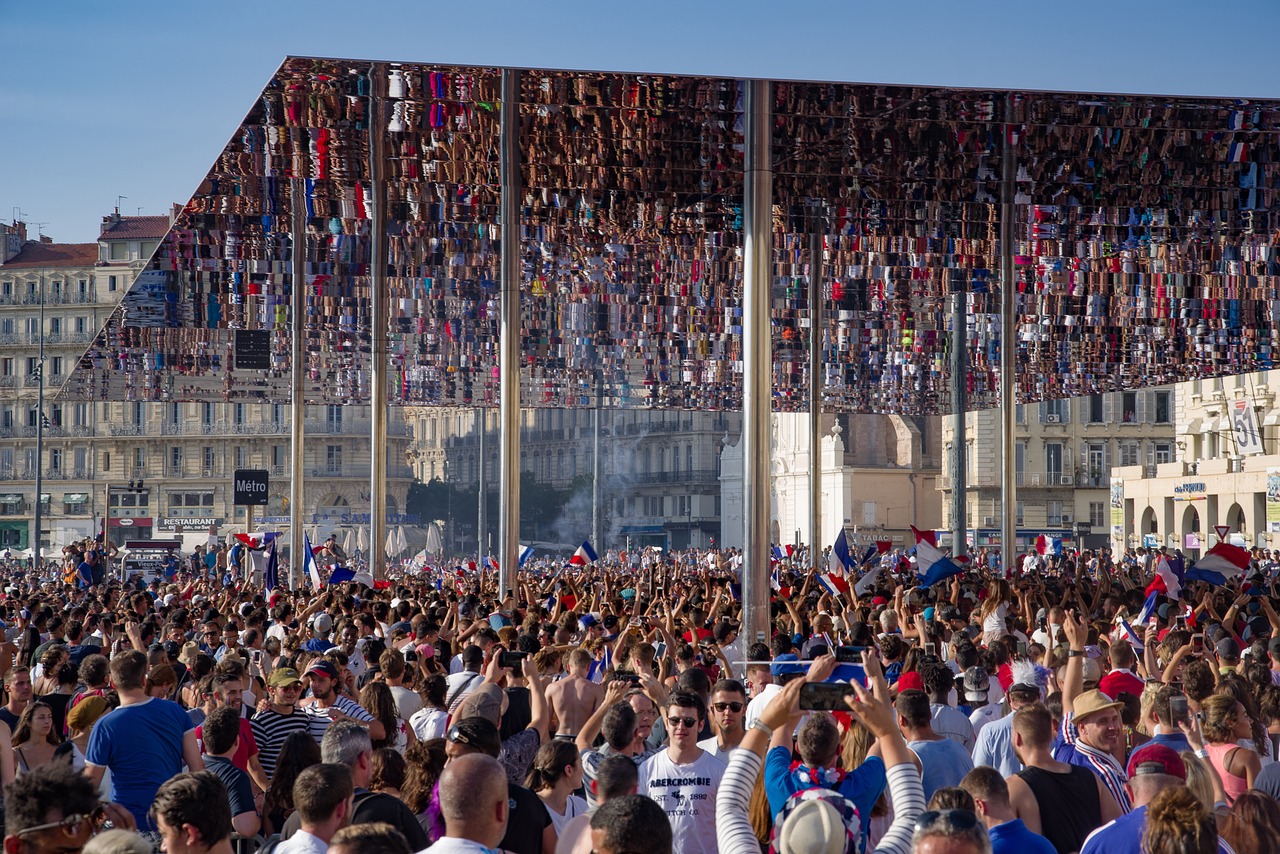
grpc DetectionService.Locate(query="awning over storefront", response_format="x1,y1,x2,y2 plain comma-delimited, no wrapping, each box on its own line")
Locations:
63,493,89,503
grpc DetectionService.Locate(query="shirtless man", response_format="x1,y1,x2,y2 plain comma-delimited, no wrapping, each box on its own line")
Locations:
546,648,603,738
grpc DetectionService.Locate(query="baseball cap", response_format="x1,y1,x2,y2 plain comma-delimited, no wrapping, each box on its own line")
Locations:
162,641,182,660
579,614,599,631
268,667,303,687
1073,689,1123,721
939,606,962,622
923,607,936,622
1216,637,1242,660
455,683,505,727
962,666,990,702
895,671,925,692
304,659,340,680
770,653,806,679
1126,743,1185,780
313,613,333,634
602,614,619,631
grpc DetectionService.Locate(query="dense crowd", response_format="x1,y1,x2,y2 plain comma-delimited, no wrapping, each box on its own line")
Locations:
2,538,1280,854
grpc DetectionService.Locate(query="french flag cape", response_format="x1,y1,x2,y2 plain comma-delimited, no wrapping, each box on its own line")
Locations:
913,526,963,588
1185,541,1250,586
1145,554,1184,599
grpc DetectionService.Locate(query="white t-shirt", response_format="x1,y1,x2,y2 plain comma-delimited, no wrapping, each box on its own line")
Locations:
982,603,1008,640
543,793,589,835
744,683,782,726
969,703,1004,739
409,706,449,741
638,748,726,854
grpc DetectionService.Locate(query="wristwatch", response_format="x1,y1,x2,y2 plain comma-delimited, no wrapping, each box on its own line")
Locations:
1067,649,1085,658
749,719,774,738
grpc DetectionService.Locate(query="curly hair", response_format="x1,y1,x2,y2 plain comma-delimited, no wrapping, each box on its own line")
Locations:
401,738,447,815
1143,786,1217,854
4,759,99,836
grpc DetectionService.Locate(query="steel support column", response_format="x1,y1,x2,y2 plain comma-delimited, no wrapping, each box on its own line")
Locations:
808,222,823,571
289,178,306,588
1000,93,1018,575
951,288,967,560
742,79,773,646
498,69,522,594
369,63,389,581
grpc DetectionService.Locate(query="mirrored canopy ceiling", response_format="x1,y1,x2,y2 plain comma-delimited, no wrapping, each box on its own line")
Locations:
60,57,1280,414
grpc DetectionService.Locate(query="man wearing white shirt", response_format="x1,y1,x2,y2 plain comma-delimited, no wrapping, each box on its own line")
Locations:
639,691,725,854
275,763,354,854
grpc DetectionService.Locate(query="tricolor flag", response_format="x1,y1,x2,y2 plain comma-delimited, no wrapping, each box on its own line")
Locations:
569,541,598,567
770,569,782,592
772,546,786,562
303,533,322,592
1118,618,1145,653
235,531,280,549
818,573,850,598
1134,590,1159,627
1229,141,1249,163
855,559,887,598
329,565,374,587
484,555,500,572
1185,541,1251,586
827,531,852,578
1035,535,1062,556
518,544,535,567
1146,554,1184,600
913,526,963,588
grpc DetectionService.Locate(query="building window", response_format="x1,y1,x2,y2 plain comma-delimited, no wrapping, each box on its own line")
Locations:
1154,442,1173,465
170,447,183,473
49,357,62,377
1015,404,1026,425
49,449,62,473
108,275,118,291
63,496,87,515
1089,394,1104,423
0,496,22,516
203,447,215,471
102,452,110,473
133,448,145,471
1089,502,1106,527
326,445,342,473
1119,441,1140,467
1015,501,1024,527
235,447,246,468
1047,500,1063,527
1154,391,1171,424
1122,392,1137,423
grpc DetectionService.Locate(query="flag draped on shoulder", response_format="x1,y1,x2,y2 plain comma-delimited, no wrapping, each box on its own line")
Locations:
913,526,962,588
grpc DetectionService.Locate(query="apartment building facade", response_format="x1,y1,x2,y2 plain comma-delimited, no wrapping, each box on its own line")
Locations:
0,215,413,552
940,388,1177,552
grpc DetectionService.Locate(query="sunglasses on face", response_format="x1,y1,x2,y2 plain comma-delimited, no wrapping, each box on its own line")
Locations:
712,702,744,713
667,715,698,730
18,805,105,839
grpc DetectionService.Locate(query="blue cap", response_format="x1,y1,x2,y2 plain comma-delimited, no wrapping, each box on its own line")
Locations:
770,653,805,678
923,607,936,622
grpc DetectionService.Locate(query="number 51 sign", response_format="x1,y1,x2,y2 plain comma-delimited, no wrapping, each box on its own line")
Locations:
1232,399,1265,456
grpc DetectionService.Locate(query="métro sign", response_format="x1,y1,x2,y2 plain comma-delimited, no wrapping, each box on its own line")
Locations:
233,469,269,506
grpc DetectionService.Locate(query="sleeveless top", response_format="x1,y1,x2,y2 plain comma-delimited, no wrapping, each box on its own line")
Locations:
1017,764,1101,854
1206,743,1250,805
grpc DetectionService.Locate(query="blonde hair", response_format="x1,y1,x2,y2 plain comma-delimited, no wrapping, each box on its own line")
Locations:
1180,751,1224,814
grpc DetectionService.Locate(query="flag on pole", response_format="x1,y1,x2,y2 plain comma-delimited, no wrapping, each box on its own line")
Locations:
518,544,535,567
818,573,850,598
827,530,852,578
484,555,499,572
1035,535,1062,556
1146,554,1185,599
1134,590,1158,626
1185,541,1250,586
235,531,279,549
771,546,785,562
303,533,322,591
855,560,887,598
913,526,963,588
1118,618,1145,653
569,541,598,566
264,539,279,592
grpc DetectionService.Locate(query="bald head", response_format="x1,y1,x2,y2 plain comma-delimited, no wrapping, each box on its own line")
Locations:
439,754,508,848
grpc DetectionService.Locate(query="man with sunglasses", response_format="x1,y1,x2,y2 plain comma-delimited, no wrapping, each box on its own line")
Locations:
249,666,311,778
4,748,136,854
638,690,726,854
696,678,746,760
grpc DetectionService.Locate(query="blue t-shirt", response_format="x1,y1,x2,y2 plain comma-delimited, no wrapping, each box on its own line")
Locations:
989,818,1057,854
765,747,886,841
86,698,193,831
206,755,255,819
1080,805,1234,854
909,737,974,800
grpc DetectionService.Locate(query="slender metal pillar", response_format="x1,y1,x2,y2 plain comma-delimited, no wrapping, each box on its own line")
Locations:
742,79,773,646
808,224,823,571
477,408,486,566
289,178,306,588
497,69,522,593
592,405,601,552
950,287,967,559
369,63,389,580
999,93,1018,576
33,273,44,570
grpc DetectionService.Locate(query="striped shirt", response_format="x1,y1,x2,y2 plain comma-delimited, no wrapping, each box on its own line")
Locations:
249,707,312,778
301,696,374,742
1054,713,1131,812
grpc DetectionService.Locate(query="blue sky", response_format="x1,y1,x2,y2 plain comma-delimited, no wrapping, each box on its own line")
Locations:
3,0,1278,243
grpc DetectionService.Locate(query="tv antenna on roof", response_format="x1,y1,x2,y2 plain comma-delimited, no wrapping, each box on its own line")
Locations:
31,222,48,238
115,196,127,215
11,208,26,224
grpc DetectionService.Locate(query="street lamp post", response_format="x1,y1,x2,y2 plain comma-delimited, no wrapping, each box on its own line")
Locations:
33,272,45,570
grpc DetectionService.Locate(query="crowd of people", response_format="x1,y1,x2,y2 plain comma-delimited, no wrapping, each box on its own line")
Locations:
3,538,1280,854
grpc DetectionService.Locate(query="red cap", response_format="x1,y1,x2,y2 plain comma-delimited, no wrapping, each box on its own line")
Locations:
896,671,925,692
1126,743,1185,780
871,596,888,606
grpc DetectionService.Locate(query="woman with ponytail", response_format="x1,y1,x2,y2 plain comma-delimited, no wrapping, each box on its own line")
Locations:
524,739,588,834
1141,787,1217,854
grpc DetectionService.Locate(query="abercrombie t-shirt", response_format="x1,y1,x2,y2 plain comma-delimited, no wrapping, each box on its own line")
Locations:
638,748,726,854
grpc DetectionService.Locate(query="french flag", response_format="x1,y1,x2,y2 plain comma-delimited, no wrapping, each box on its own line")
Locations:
569,541,598,566
913,526,963,588
518,544,534,567
772,546,786,562
1117,618,1145,653
818,573,850,598
330,565,374,587
827,531,852,578
1134,590,1159,626
1036,535,1061,556
303,534,322,592
484,555,500,572
1229,141,1249,163
235,532,279,549
263,539,279,592
1185,541,1251,586
1146,554,1184,599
